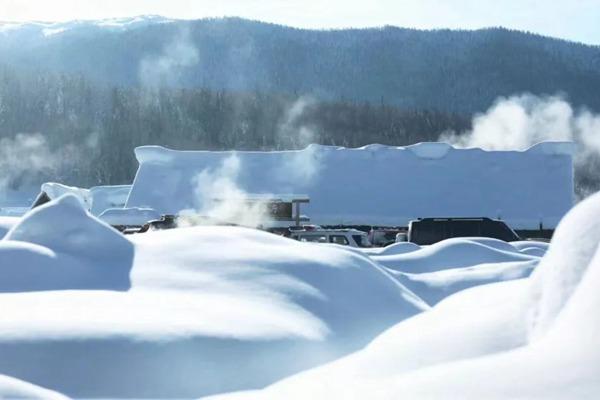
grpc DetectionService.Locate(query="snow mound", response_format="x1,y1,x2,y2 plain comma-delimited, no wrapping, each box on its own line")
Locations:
360,242,421,256
519,247,547,257
0,216,19,239
0,374,68,400
393,260,538,305
527,191,600,339
1,194,133,292
0,225,425,398
511,240,550,251
212,191,600,400
372,237,537,273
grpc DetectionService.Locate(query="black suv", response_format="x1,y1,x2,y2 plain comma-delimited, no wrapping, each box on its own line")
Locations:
407,217,521,245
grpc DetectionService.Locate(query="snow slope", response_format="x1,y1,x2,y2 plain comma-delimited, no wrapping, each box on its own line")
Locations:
0,375,68,400
210,191,600,400
0,217,18,239
127,142,574,229
1,194,133,292
372,237,539,272
0,196,425,398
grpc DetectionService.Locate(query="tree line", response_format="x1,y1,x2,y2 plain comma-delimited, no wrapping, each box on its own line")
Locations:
0,66,470,188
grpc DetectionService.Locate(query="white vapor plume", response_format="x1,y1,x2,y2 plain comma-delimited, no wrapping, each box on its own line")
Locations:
0,133,70,191
179,154,270,229
276,97,323,187
278,97,317,149
138,28,199,88
440,94,600,199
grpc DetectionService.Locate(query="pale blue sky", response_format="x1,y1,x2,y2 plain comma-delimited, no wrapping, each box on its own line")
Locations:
1,0,599,45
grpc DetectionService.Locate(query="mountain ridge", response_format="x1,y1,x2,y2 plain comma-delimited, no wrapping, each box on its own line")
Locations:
1,17,599,113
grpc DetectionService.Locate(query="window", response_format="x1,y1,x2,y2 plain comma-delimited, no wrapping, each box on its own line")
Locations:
352,235,371,248
299,235,327,243
330,235,350,245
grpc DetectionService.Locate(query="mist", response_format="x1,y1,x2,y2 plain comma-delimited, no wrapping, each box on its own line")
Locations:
0,133,80,193
138,28,200,88
176,154,270,229
441,94,600,199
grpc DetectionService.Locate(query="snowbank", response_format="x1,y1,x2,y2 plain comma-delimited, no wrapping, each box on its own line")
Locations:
210,192,600,400
360,242,421,256
0,194,133,292
0,375,68,399
127,142,574,229
0,218,425,397
393,260,538,305
372,237,538,273
0,216,19,239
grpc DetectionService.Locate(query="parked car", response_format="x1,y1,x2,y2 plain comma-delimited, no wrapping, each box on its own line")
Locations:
403,217,521,245
368,228,404,247
290,227,372,248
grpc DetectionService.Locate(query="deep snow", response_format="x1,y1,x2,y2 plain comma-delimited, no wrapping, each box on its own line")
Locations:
2,188,599,399
0,374,68,399
209,191,600,400
0,195,426,398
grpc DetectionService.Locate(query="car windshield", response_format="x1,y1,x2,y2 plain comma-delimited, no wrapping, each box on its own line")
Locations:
353,234,371,248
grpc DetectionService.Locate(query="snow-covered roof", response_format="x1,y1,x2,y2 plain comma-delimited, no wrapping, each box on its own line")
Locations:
126,142,575,229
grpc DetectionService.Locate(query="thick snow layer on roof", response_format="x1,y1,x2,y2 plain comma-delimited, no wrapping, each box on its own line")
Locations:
41,182,91,209
39,183,132,216
0,197,426,398
210,191,600,400
89,185,131,216
98,207,160,226
126,142,574,229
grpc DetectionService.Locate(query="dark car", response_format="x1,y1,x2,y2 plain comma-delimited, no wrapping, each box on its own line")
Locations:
407,217,521,245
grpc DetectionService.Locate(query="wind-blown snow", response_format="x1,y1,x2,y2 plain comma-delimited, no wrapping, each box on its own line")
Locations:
1,194,133,292
372,237,538,273
127,142,574,229
0,196,425,398
210,192,600,400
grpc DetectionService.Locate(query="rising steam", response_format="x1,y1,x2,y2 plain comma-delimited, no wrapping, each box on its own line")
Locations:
0,133,78,191
138,28,200,88
441,94,600,199
178,154,270,229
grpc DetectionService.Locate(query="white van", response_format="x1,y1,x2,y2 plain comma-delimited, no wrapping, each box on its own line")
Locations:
290,228,372,248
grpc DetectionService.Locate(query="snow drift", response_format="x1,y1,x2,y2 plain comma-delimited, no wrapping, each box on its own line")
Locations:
372,237,539,273
0,194,133,292
0,208,425,398
126,142,574,229
0,374,68,400
210,191,600,399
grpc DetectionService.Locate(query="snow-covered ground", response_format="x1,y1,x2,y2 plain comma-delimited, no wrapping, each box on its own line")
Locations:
1,188,599,398
208,191,600,400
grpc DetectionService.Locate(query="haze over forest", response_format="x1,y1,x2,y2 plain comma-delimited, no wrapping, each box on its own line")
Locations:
0,17,599,192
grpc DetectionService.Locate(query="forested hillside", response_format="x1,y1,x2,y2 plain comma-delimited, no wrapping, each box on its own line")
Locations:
0,66,468,187
1,17,599,114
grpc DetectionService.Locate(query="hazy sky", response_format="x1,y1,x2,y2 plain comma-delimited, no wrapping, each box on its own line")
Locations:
1,0,599,45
